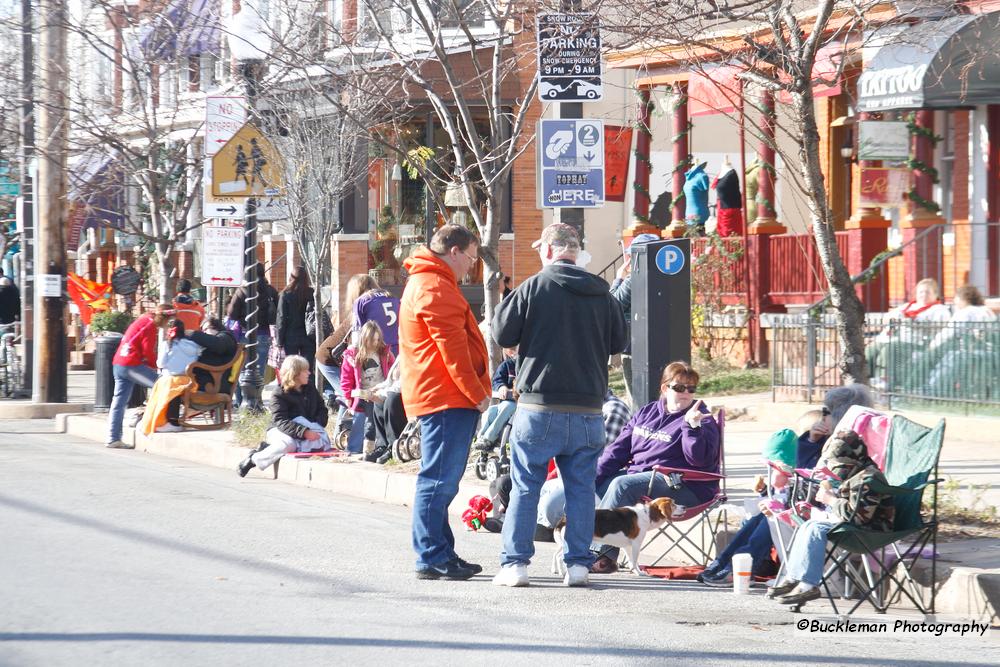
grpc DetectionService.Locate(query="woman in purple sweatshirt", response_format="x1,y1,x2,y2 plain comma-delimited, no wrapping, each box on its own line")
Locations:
591,361,721,573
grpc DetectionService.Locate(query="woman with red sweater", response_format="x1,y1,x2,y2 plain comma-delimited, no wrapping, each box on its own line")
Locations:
105,304,174,449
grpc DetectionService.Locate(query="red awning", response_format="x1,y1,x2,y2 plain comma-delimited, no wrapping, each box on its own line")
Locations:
778,42,845,103
688,64,743,117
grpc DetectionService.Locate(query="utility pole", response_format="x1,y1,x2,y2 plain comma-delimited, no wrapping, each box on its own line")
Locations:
19,0,34,396
33,0,68,403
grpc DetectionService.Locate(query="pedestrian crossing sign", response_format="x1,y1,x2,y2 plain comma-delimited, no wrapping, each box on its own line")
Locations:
211,123,285,197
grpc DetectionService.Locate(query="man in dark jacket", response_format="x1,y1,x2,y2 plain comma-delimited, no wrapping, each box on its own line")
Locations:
188,317,240,393
0,277,20,325
491,222,627,588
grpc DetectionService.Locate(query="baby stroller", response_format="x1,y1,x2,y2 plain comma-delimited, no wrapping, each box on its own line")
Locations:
473,419,512,482
330,396,353,451
391,418,422,462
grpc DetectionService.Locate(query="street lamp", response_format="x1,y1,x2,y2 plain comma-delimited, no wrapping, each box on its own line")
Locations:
227,6,270,413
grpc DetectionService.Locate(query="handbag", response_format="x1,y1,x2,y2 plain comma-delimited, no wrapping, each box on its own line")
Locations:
329,334,350,367
304,301,333,339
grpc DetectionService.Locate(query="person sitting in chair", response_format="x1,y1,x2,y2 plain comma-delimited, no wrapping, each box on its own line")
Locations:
188,317,240,394
473,346,519,453
767,431,894,607
140,319,204,435
590,361,720,573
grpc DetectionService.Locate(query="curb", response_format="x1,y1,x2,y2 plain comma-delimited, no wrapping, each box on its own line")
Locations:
56,413,490,509
937,568,1000,626
0,402,92,419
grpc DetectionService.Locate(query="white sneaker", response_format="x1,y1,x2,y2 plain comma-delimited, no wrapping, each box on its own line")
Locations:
155,423,183,433
105,440,134,449
492,564,529,587
564,564,590,587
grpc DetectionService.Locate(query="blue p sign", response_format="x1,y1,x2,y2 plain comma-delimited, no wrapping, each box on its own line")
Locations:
655,245,685,275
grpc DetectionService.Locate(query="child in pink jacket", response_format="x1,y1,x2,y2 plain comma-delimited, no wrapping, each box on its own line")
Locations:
341,320,395,457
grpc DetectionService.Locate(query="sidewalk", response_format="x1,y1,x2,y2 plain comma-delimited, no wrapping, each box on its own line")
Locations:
0,370,94,418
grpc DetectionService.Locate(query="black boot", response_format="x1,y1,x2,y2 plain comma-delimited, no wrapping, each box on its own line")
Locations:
237,447,259,478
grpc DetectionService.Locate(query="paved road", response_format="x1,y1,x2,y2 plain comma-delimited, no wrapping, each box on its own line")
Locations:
1,421,996,666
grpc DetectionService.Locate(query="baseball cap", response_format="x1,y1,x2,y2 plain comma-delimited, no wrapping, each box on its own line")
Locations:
623,233,661,255
531,222,581,250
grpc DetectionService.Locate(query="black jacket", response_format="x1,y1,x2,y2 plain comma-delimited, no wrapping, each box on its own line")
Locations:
188,329,239,392
276,289,313,347
492,261,627,410
0,284,20,325
227,282,279,328
715,169,742,210
269,383,329,439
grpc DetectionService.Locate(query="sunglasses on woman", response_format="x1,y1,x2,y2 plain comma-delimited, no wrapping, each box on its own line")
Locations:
667,383,698,394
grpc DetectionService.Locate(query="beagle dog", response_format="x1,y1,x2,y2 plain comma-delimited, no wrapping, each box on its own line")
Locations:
552,497,676,576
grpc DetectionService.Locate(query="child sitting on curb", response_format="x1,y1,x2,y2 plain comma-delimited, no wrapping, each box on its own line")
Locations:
238,355,330,477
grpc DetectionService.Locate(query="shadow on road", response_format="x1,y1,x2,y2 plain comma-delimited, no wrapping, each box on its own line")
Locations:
0,632,992,665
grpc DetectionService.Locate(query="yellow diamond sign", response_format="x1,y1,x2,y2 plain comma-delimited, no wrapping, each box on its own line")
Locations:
211,122,285,197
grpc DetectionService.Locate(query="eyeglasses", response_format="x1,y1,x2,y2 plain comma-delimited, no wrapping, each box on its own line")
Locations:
462,250,479,263
667,383,698,394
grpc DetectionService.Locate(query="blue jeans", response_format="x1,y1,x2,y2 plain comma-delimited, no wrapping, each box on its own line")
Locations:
316,362,344,401
537,478,568,528
501,408,606,568
106,364,158,444
346,400,374,454
592,470,701,560
476,400,517,444
234,334,271,407
704,512,774,576
412,407,480,568
784,519,834,586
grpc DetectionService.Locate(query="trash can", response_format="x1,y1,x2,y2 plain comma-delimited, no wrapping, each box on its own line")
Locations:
94,333,122,411
94,333,148,411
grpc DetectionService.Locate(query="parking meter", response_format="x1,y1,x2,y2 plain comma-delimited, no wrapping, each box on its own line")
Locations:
630,239,692,406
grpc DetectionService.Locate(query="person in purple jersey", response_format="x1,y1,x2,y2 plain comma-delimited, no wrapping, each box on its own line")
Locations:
352,286,401,357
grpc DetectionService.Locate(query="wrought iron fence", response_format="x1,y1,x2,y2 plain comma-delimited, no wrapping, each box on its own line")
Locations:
770,315,1000,415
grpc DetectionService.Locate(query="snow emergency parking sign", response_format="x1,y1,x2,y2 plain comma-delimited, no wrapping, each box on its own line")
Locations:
537,13,603,102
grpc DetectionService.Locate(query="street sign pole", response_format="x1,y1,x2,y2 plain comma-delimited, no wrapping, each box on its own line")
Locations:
558,98,584,244
559,0,583,243
236,61,265,414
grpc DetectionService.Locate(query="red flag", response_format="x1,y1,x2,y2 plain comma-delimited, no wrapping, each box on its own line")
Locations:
67,273,113,325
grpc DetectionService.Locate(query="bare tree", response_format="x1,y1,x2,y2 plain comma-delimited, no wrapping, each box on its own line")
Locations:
259,83,375,353
605,0,907,383
251,0,541,367
65,0,217,303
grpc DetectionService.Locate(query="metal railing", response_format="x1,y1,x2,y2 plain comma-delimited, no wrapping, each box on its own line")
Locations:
770,314,1000,415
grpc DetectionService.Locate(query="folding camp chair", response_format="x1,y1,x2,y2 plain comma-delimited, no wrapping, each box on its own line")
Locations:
815,415,945,617
641,409,727,567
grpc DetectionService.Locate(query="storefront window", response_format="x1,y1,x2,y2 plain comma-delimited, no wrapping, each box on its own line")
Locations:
367,114,514,285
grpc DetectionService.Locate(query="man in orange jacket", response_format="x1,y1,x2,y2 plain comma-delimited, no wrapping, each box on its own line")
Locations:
400,223,491,581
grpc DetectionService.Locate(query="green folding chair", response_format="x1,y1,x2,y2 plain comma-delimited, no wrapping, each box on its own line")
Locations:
814,416,945,617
